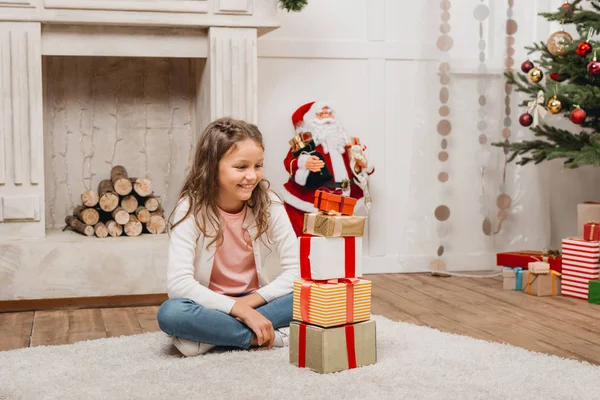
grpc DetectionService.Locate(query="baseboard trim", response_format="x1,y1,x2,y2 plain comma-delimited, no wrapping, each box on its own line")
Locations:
0,293,168,313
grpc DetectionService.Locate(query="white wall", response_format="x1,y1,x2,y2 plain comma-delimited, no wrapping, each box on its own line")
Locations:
257,0,600,273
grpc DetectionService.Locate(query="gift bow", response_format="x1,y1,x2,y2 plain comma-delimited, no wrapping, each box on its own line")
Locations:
527,90,548,128
517,249,561,258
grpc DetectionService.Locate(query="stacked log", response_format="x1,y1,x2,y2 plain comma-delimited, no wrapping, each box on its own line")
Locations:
64,165,167,237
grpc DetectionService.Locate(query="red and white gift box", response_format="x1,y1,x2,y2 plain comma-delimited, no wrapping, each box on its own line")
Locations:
561,238,600,300
299,236,362,280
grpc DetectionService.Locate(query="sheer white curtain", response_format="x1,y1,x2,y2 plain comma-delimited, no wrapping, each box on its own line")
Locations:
397,0,553,272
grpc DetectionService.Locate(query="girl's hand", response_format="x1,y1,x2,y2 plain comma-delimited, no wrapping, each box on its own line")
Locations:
230,303,275,348
305,156,325,173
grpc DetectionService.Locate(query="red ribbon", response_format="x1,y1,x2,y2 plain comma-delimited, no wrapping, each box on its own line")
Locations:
345,325,357,369
299,236,312,279
299,277,359,324
344,237,356,278
297,323,357,370
298,323,307,368
299,236,356,280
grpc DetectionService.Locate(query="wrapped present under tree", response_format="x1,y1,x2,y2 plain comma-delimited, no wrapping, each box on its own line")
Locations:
497,250,562,273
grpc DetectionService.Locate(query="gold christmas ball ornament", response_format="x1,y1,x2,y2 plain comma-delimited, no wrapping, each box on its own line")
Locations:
547,95,562,114
547,30,573,56
528,67,543,83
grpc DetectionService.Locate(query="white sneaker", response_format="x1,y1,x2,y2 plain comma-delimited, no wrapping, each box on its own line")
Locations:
273,327,290,348
172,337,216,357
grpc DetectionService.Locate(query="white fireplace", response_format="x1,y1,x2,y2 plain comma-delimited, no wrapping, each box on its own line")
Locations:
0,0,279,301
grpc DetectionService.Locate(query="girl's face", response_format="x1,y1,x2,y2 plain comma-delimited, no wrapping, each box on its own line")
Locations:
217,138,264,213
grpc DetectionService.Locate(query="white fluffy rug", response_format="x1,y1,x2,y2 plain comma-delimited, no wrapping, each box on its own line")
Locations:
1,315,599,400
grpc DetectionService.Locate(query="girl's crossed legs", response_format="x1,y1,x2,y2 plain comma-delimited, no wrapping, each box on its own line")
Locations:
157,293,293,349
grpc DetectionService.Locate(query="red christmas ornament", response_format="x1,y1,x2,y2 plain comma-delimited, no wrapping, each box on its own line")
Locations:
549,72,568,82
570,106,587,124
560,1,574,14
588,60,600,75
577,42,592,57
519,113,534,127
521,61,534,73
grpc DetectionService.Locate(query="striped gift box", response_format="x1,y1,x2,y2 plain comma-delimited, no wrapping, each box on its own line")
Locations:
293,279,371,328
561,238,600,299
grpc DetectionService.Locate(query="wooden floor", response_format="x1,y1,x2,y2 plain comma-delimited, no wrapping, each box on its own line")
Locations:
2,273,600,364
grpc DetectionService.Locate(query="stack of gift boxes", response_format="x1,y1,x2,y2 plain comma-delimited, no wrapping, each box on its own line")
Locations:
560,208,600,302
498,251,562,297
289,190,377,374
496,202,600,304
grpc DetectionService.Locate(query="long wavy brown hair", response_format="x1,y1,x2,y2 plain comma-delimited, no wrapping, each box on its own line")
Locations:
169,117,273,248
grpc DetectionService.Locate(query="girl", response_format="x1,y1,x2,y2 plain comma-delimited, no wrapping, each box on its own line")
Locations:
157,117,299,357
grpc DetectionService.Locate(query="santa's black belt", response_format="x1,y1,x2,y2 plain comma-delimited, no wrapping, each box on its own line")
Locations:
321,179,353,191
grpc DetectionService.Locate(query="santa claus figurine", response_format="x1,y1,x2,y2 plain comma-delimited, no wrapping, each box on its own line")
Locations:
281,101,374,236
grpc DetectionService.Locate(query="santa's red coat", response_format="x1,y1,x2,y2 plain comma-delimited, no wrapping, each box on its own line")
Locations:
280,143,372,237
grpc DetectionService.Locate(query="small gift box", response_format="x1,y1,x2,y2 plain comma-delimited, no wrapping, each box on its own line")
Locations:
289,132,313,153
303,213,365,237
588,280,600,305
292,278,371,328
289,319,377,374
299,236,362,280
497,250,562,273
584,221,600,241
502,267,529,291
528,260,550,274
314,190,356,216
578,202,600,237
522,270,562,296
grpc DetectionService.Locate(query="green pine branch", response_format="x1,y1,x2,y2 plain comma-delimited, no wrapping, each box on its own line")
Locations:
493,125,599,168
278,0,308,12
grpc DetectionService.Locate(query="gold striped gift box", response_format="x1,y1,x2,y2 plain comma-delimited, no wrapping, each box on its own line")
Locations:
292,278,371,328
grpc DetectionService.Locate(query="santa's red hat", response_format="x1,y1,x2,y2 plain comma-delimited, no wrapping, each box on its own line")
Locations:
291,101,315,134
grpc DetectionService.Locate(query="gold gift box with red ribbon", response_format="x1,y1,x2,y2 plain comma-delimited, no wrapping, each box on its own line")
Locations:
584,221,600,242
292,278,371,328
289,319,377,374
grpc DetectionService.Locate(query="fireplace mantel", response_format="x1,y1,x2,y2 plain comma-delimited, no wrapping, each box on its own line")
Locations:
0,1,280,301
0,0,280,33
0,0,276,239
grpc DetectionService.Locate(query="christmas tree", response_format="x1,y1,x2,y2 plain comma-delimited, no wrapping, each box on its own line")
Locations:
499,0,600,168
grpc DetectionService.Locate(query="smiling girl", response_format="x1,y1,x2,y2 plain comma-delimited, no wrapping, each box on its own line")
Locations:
157,117,299,357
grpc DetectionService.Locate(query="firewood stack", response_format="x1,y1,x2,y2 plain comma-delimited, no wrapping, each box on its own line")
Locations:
64,165,167,238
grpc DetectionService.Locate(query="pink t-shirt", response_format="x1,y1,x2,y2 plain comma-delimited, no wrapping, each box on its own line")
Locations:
208,205,259,296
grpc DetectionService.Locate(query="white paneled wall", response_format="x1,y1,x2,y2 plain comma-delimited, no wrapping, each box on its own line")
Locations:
257,0,600,273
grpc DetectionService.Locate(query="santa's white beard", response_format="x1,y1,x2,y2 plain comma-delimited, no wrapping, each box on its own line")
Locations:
311,120,348,154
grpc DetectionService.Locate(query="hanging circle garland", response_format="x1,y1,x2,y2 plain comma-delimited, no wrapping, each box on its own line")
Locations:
433,0,453,271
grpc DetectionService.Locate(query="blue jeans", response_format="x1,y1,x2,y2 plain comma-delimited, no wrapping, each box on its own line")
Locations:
157,293,293,349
